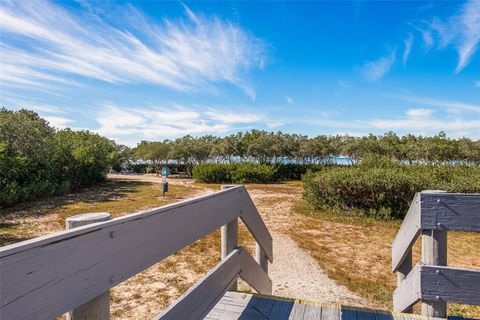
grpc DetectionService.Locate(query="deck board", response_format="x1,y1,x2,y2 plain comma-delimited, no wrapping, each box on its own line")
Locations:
205,292,448,320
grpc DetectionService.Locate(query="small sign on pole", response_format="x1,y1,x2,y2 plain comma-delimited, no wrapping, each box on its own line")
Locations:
161,166,169,196
161,166,170,177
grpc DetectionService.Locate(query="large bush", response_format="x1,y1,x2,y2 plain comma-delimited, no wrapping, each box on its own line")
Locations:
303,157,480,219
0,109,122,207
1,109,61,205
54,129,116,191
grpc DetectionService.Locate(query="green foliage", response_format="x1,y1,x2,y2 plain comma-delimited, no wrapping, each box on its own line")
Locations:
0,109,123,207
54,129,116,191
0,109,60,205
134,140,171,174
192,163,231,183
230,163,277,183
303,157,480,219
193,163,277,183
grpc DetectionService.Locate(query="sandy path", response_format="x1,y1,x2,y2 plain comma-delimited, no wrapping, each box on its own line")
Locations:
269,234,363,305
108,175,363,305
245,185,364,305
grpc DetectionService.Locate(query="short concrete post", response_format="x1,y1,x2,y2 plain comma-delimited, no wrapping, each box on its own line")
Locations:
396,250,413,313
66,212,111,320
220,185,238,291
421,229,447,318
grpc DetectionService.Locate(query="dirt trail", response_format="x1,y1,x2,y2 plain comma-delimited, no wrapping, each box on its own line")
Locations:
245,185,364,305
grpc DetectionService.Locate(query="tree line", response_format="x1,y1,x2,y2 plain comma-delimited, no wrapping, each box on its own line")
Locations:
132,130,480,174
2,109,479,206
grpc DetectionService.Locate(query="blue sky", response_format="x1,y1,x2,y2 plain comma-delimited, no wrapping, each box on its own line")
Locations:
0,0,479,146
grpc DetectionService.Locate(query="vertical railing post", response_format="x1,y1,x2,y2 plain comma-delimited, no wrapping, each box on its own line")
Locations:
255,243,269,274
396,250,413,313
421,228,447,318
66,212,111,320
220,185,238,291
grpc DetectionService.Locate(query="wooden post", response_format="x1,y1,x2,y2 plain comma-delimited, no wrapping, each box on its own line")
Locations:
421,229,447,318
255,242,268,274
396,249,413,313
66,212,111,320
220,185,238,291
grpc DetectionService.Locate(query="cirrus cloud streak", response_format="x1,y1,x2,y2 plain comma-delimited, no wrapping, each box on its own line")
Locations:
0,0,266,98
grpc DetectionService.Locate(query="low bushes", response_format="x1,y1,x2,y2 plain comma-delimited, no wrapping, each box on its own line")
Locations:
303,157,480,219
192,163,325,183
231,163,277,183
192,163,231,182
193,163,276,183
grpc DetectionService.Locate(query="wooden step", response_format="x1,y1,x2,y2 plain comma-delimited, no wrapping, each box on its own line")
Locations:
205,292,446,320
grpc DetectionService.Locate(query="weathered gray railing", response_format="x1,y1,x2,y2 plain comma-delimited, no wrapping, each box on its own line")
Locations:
0,185,272,320
392,191,480,318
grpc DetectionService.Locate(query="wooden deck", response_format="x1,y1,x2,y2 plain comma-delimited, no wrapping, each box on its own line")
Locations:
206,292,440,320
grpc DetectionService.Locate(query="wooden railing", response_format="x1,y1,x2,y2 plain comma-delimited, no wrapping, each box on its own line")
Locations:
0,185,273,320
392,191,480,318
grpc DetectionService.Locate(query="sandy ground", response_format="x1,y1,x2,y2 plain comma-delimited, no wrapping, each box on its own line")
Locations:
243,184,364,306
108,174,363,305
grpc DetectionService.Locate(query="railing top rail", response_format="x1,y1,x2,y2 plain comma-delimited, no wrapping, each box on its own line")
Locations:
392,191,480,272
0,185,272,320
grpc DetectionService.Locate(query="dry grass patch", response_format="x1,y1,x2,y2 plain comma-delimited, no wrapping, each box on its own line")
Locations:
289,200,480,318
0,180,196,246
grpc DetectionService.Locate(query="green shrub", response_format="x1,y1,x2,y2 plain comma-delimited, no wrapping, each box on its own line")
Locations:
230,163,276,183
0,109,119,207
303,158,480,219
274,163,324,180
192,163,277,183
192,163,231,183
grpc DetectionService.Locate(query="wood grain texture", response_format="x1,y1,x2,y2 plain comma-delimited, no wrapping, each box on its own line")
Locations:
393,264,421,312
156,247,272,320
0,186,272,320
420,193,480,232
420,265,480,306
221,217,238,291
392,193,421,272
65,212,111,320
155,249,242,320
396,250,413,314
256,242,269,275
421,229,447,318
207,292,436,320
239,247,272,295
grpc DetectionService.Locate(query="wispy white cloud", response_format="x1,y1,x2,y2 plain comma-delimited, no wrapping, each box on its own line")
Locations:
428,0,480,72
367,109,480,138
418,28,434,49
44,116,73,129
386,94,480,113
303,105,479,138
93,104,269,145
203,110,262,124
362,50,396,81
0,0,266,98
285,96,294,104
475,80,480,88
402,34,413,66
406,108,434,117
